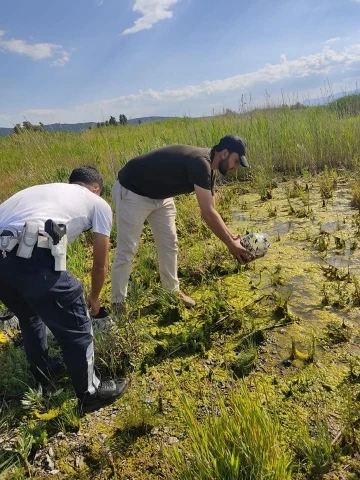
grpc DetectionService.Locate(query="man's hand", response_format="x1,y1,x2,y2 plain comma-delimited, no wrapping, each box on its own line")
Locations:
229,232,241,241
228,238,255,264
194,185,252,263
88,294,100,316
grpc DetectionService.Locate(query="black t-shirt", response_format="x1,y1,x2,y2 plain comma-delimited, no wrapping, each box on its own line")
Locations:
118,145,216,199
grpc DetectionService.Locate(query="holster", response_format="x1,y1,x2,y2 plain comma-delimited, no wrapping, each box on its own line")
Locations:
50,235,68,272
38,232,68,271
0,237,19,253
0,227,21,254
16,222,39,259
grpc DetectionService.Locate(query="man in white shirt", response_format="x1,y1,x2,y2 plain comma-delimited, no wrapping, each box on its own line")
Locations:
0,166,127,412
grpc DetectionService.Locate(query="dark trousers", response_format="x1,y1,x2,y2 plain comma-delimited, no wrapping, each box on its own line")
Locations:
0,246,99,398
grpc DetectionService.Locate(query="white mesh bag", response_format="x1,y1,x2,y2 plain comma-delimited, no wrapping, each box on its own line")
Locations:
240,233,270,257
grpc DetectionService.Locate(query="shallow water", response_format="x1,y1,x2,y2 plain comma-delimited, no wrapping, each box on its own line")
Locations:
232,177,360,360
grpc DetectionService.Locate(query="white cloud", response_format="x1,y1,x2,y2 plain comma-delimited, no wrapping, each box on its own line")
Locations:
0,30,71,66
1,43,360,126
51,50,71,67
324,37,341,44
110,43,359,100
122,0,181,35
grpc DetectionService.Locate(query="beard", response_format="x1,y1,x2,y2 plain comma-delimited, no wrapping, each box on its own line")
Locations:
218,155,230,175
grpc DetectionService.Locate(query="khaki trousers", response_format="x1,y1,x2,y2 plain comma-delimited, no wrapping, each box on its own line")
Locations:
111,181,179,303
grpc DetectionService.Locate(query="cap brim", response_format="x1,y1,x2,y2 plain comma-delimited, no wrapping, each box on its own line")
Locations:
240,155,249,167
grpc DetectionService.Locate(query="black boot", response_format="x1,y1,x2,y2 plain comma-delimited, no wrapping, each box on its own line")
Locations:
80,378,129,413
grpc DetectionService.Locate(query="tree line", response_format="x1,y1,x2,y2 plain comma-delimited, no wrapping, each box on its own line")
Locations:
97,114,128,128
13,121,46,134
12,114,130,134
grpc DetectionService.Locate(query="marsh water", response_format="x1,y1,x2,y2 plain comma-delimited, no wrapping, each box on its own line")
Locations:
229,177,360,372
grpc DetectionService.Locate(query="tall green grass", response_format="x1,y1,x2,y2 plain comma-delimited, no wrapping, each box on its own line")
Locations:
168,383,292,480
1,106,359,200
1,104,359,478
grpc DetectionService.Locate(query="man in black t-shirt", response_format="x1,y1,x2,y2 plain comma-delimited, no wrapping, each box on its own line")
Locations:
111,134,253,308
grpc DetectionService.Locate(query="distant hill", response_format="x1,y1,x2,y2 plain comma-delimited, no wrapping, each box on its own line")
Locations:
127,116,172,125
302,90,358,106
328,93,360,116
0,116,172,137
0,127,13,136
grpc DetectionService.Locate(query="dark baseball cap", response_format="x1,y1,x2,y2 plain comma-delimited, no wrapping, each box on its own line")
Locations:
216,134,249,167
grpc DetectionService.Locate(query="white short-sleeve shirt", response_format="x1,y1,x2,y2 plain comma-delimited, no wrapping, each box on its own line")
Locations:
0,183,112,244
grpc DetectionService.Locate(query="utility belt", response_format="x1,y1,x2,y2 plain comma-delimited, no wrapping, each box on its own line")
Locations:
0,220,67,271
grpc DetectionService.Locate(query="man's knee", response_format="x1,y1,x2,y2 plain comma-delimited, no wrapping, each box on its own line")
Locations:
30,273,91,338
114,242,140,264
168,235,178,252
155,231,178,251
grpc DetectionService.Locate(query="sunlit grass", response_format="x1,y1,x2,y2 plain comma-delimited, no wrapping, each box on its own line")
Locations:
1,104,360,479
168,382,292,480
1,107,360,200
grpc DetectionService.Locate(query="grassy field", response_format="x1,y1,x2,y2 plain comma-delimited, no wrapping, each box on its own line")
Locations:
1,104,360,199
1,101,360,479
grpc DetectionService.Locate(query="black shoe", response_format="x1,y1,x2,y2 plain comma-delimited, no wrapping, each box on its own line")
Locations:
80,379,128,413
0,309,16,321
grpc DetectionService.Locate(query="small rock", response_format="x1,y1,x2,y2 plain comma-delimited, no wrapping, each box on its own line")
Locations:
48,447,54,457
151,427,159,436
100,433,108,441
34,451,42,463
144,396,156,404
125,405,131,411
44,454,55,471
49,470,60,475
168,437,179,445
75,455,84,469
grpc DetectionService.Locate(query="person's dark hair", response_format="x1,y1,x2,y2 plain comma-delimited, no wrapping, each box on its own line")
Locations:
210,146,233,162
69,165,104,195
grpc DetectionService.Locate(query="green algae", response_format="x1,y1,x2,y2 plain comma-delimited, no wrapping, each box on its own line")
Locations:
3,176,360,478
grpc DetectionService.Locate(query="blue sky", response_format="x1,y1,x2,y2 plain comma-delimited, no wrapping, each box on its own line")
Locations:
0,0,360,126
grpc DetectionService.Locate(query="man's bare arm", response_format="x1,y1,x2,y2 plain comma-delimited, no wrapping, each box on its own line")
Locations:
194,185,253,263
88,232,110,315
